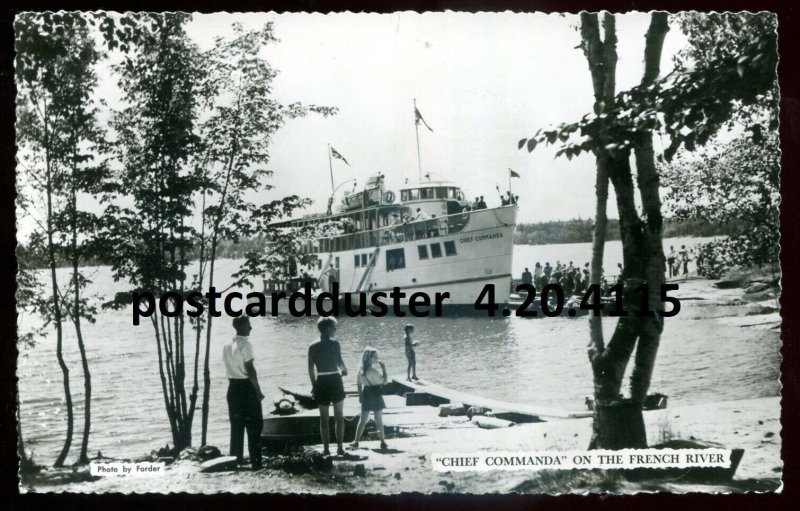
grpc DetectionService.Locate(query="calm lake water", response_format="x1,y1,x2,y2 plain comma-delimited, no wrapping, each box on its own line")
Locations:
17,237,781,463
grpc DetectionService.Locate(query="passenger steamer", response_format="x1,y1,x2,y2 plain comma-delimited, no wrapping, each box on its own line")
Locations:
265,174,518,312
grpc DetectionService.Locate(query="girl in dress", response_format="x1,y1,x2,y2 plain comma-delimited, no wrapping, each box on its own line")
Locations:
351,347,388,450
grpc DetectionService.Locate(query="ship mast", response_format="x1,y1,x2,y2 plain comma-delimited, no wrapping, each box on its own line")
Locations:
326,144,334,214
327,143,335,192
414,99,422,181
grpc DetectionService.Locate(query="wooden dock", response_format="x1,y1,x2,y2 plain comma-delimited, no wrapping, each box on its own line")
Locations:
390,378,592,420
263,378,592,447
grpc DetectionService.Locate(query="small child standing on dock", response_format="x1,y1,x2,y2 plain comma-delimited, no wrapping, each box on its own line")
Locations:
404,324,419,381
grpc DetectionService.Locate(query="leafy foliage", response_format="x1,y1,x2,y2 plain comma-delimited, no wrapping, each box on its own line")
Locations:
661,133,779,276
514,218,734,246
518,13,777,163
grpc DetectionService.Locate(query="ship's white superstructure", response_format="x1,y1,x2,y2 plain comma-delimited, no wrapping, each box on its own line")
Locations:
265,174,518,312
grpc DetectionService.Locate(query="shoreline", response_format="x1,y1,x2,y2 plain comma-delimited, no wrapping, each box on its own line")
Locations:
22,395,781,494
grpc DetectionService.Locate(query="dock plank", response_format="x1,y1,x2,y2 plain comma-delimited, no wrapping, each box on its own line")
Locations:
392,378,591,420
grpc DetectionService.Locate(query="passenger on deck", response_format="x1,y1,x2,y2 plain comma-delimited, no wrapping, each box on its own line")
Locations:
404,324,419,381
477,196,487,209
427,215,439,237
415,208,429,221
543,262,552,283
350,347,389,451
389,213,403,242
472,197,480,209
308,317,349,457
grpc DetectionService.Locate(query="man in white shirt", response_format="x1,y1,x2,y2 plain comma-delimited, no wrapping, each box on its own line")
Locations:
223,316,264,469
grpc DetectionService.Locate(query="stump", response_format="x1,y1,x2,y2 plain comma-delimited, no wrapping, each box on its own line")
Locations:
592,399,647,450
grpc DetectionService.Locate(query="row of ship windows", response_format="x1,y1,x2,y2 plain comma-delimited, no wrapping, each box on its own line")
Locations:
355,241,458,271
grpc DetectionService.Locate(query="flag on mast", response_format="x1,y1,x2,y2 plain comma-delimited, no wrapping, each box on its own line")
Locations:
415,105,434,132
330,146,350,166
509,168,520,178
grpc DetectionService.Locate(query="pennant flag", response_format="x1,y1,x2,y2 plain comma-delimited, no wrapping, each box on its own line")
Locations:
509,168,521,178
331,147,350,166
415,106,434,132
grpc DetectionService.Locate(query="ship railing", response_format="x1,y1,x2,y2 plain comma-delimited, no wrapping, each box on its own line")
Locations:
298,209,473,254
263,277,319,294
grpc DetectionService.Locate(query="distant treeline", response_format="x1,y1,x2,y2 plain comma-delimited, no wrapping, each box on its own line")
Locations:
514,218,735,245
18,218,735,269
18,237,269,270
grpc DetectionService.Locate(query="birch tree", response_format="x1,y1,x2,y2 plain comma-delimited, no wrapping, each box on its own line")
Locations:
16,12,104,465
102,13,204,452
193,22,336,444
518,12,777,448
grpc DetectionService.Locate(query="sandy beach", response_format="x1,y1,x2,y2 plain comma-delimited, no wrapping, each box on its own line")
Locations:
24,395,781,494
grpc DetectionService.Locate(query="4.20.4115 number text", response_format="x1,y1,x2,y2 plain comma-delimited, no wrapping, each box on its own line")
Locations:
475,283,681,318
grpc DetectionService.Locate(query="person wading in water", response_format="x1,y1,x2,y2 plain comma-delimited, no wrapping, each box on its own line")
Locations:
223,316,264,469
308,317,349,456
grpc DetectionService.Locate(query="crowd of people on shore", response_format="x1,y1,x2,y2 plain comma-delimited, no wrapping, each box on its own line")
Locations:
520,246,694,298
520,260,594,297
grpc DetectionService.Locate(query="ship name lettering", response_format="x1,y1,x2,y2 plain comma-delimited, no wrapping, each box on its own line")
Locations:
461,232,503,244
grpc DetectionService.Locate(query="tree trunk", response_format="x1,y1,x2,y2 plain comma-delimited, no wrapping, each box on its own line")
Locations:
593,400,648,449
582,12,669,449
74,315,92,464
17,401,35,473
629,12,669,404
70,178,92,465
202,145,236,445
44,106,73,468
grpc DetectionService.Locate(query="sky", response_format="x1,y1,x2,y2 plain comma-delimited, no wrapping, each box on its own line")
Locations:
181,12,688,223
20,12,692,240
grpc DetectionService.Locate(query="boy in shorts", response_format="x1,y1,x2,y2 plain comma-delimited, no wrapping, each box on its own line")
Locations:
308,317,349,456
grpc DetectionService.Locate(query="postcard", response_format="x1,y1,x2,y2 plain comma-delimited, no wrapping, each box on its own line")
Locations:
15,10,781,494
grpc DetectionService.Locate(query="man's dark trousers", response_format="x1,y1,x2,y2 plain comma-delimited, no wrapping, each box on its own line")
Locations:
227,379,263,468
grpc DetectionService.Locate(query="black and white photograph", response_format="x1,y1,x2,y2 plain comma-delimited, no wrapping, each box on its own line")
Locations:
13,10,782,494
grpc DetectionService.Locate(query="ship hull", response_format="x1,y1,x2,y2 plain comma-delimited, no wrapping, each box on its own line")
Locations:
266,205,518,315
